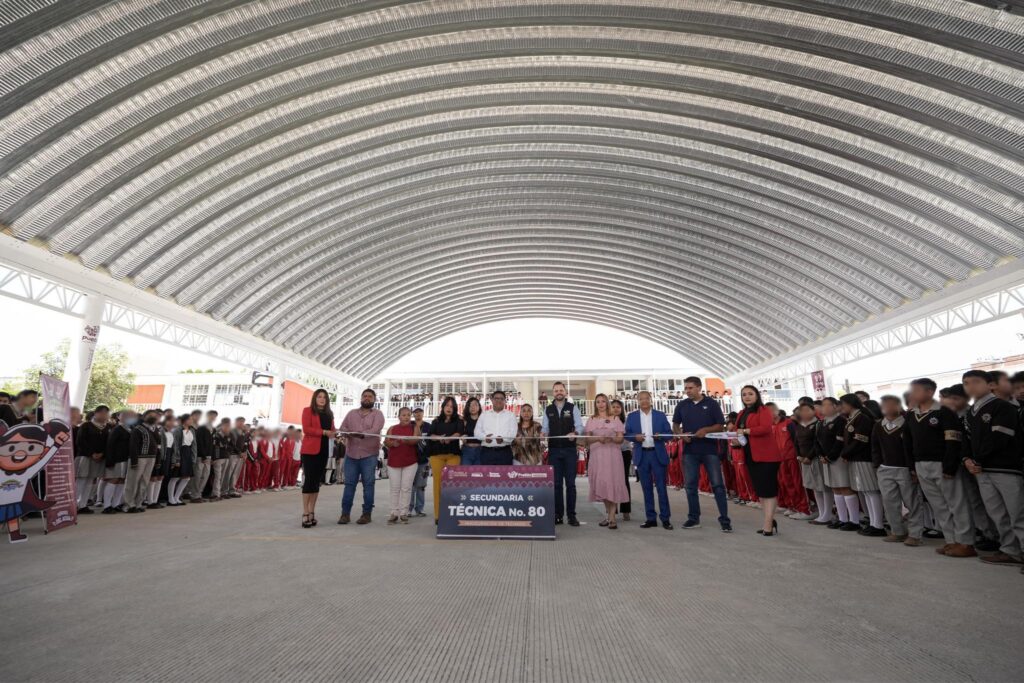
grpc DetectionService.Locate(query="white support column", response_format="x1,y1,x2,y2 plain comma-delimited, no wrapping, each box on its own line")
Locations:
532,377,540,406
267,362,284,427
482,374,488,398
63,293,105,409
383,380,392,416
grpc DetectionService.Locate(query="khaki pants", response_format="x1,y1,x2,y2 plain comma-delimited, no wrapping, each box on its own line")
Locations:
387,464,418,517
124,458,155,509
976,472,1024,559
877,466,923,539
429,454,461,520
210,459,226,498
915,461,973,545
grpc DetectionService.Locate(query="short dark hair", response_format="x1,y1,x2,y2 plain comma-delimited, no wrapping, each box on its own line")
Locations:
1011,371,1024,384
840,394,863,410
910,378,937,391
190,409,202,417
683,376,701,387
962,370,989,382
880,395,901,404
492,389,507,399
0,391,10,400
854,390,870,399
93,404,110,413
412,408,424,414
945,383,967,398
220,418,231,425
551,381,565,389
206,410,218,417
362,388,377,398
821,397,839,407
987,370,1008,383
797,396,814,406
16,389,38,399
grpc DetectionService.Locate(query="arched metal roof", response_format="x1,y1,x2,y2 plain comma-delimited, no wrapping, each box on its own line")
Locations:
1,1,1022,379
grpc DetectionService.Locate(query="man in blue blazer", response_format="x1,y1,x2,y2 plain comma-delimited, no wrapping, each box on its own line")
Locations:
624,390,673,529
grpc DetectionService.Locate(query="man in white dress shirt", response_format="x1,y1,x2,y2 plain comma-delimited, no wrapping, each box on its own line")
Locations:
473,390,519,466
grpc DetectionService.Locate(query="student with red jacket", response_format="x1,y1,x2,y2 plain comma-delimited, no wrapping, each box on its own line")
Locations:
767,404,811,519
735,386,783,536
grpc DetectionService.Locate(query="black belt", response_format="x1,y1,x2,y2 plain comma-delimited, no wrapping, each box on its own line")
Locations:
641,447,656,451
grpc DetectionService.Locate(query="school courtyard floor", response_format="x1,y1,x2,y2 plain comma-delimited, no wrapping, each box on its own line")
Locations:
3,480,1022,683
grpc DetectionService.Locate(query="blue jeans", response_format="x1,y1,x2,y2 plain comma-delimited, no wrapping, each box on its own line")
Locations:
684,451,730,524
548,447,578,519
408,486,425,514
341,456,376,515
637,456,670,522
460,446,482,466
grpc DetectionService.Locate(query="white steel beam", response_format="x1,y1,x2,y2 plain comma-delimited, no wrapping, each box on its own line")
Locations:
0,233,367,390
729,260,1024,388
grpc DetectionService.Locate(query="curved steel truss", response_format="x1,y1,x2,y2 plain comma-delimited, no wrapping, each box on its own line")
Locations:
1,0,1022,378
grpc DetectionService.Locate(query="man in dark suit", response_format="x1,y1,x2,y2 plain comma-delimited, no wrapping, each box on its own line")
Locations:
625,391,674,529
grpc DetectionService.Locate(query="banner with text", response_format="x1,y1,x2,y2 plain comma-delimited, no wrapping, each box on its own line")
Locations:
437,466,555,540
40,374,77,533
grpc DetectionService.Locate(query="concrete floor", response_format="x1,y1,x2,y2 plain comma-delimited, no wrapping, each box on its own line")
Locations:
2,480,1022,683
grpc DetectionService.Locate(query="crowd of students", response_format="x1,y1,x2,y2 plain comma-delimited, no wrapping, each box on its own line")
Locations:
71,407,315,516
2,368,1021,569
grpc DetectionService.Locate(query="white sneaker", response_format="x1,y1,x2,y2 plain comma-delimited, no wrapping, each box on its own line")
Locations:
788,512,814,520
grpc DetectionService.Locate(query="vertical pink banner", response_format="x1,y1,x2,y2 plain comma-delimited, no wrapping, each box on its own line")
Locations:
40,375,77,533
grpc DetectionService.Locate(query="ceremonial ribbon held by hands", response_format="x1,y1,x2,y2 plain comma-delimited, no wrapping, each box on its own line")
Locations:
336,431,739,442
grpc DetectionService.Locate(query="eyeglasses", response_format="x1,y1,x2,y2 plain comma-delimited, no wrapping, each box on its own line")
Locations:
0,442,45,456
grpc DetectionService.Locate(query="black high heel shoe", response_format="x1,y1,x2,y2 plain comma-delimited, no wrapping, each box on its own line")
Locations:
311,514,318,527
757,520,779,536
302,513,313,529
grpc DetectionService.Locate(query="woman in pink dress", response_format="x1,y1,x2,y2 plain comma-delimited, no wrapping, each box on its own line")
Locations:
584,394,629,529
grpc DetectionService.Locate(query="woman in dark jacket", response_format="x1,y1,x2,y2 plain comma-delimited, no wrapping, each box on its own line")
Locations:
460,397,483,466
735,385,783,536
427,396,464,522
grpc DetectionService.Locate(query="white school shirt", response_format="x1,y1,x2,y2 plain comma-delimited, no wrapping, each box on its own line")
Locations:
292,440,302,461
639,409,654,448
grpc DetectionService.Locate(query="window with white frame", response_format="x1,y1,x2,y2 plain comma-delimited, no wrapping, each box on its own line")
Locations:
181,384,209,407
214,384,251,405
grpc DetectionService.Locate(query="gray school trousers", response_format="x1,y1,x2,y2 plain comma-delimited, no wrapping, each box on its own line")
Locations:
975,471,1024,559
877,466,924,539
915,461,974,545
123,457,155,509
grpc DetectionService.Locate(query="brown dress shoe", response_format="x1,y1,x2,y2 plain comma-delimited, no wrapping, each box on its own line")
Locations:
883,533,908,543
337,514,350,525
903,537,922,547
935,544,952,555
944,543,978,558
980,552,1023,566
357,513,371,525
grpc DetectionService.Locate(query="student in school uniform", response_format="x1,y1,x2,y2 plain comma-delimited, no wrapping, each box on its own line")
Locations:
768,405,811,520
102,410,135,513
906,378,976,558
871,395,924,545
792,403,825,523
74,405,110,514
941,384,1000,551
961,370,1024,569
838,395,886,536
817,398,851,529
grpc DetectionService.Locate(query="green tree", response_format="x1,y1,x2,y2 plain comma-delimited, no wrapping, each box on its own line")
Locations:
2,340,136,410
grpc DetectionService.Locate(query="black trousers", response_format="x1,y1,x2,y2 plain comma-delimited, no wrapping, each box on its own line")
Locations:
620,450,632,514
480,446,513,466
